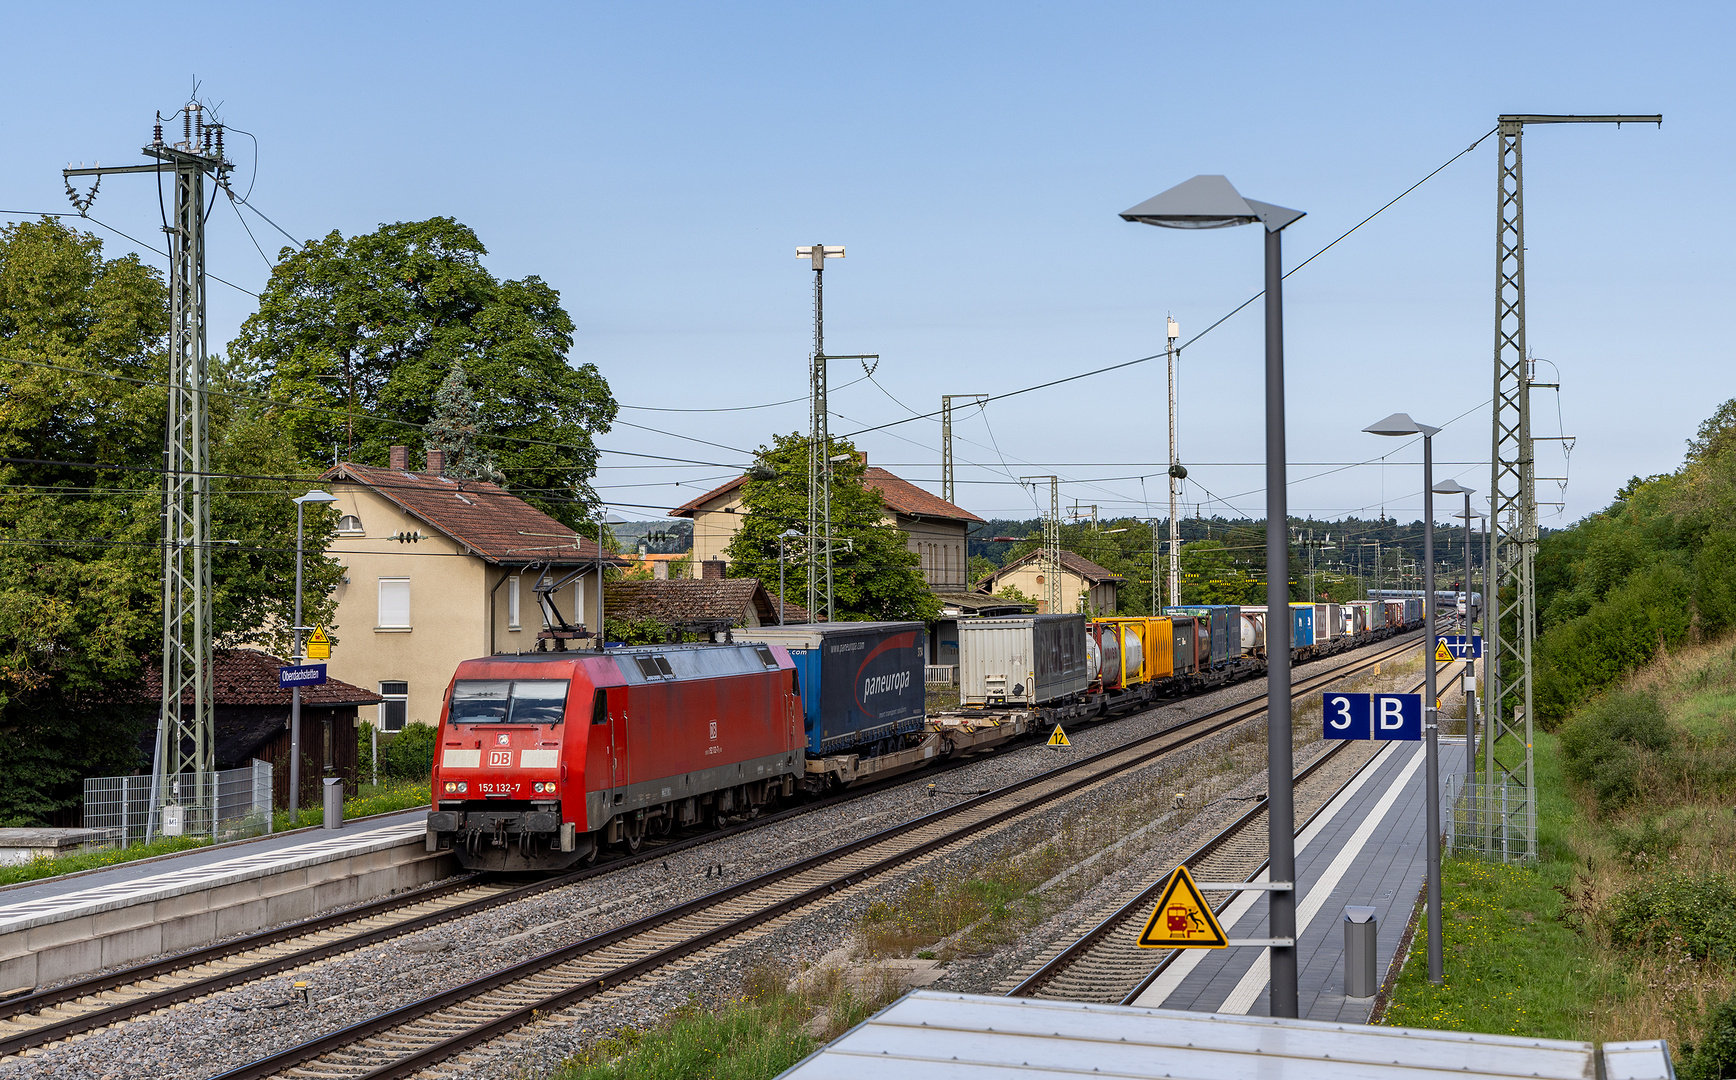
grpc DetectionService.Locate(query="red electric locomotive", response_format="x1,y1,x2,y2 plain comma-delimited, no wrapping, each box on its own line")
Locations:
425,643,806,871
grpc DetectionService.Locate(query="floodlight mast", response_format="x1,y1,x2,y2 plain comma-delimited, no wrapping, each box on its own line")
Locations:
1166,316,1182,609
797,244,843,622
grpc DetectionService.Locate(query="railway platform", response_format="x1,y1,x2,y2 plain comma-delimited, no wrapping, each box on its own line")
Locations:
0,806,444,992
1132,736,1465,1019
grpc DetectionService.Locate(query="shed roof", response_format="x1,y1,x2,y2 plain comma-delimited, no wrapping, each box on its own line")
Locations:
667,467,981,524
145,649,383,708
605,578,812,627
324,461,611,565
775,991,1671,1080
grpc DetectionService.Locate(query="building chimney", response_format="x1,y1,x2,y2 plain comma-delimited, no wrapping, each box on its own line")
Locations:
701,559,726,580
425,448,445,476
389,445,409,471
653,560,669,581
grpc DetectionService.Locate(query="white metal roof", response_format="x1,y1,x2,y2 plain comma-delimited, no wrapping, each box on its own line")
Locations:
776,992,1675,1080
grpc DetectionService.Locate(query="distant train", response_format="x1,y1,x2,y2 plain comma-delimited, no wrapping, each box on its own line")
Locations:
425,601,1426,871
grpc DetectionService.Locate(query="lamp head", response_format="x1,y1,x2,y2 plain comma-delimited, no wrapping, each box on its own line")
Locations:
294,490,338,505
1363,412,1441,438
1432,479,1474,496
1121,175,1304,233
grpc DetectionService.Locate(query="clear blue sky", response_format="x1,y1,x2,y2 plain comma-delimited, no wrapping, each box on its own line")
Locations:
3,2,1727,532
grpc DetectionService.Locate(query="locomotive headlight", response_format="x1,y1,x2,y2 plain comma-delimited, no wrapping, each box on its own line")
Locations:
443,781,457,794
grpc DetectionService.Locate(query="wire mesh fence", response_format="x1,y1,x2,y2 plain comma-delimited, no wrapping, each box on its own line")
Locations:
83,760,274,848
1443,771,1536,863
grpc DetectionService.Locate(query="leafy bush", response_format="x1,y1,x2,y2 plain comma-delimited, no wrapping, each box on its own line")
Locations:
1681,995,1736,1080
1535,563,1694,729
383,722,437,782
1558,689,1673,813
1602,871,1736,960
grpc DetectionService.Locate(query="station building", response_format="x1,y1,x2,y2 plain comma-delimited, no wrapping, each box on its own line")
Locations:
318,444,618,733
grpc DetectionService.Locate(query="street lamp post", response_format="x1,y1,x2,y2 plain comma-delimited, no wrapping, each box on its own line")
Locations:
1364,413,1445,986
1123,175,1305,1018
1434,480,1478,771
290,490,338,824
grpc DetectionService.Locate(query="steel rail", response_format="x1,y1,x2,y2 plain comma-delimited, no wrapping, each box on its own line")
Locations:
1007,656,1460,1002
209,633,1433,1080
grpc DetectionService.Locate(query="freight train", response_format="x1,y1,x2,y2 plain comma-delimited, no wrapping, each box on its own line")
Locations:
426,603,1424,870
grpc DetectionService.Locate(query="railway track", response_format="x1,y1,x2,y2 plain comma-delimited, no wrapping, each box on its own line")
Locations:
0,628,1422,1066
1004,656,1462,1005
201,633,1433,1080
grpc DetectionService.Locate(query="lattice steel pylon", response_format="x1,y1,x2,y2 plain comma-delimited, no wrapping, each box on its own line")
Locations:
1484,114,1658,861
1022,476,1061,613
66,103,231,837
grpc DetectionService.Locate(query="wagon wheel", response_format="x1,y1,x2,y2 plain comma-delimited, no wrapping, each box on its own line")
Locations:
650,812,674,838
623,815,645,854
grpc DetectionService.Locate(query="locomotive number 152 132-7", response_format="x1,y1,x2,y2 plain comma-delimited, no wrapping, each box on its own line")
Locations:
477,782,520,795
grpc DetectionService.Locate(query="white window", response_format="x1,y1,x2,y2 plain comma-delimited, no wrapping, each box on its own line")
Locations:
337,514,363,534
379,681,408,732
378,578,410,629
508,575,521,629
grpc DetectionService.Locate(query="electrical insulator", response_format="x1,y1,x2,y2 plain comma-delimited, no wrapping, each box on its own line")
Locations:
183,108,191,147
214,125,224,158
153,113,163,147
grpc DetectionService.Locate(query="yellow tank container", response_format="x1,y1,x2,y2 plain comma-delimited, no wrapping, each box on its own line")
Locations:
1095,617,1173,685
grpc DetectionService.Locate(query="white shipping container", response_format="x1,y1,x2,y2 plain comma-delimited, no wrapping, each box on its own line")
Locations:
958,614,1089,706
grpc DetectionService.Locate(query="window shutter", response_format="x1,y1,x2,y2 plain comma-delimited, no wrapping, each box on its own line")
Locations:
379,578,410,628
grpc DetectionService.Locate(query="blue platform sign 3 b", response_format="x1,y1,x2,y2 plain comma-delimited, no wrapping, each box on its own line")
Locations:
279,664,327,688
1322,692,1423,741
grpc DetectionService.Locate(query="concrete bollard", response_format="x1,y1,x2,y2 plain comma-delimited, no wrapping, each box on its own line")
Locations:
1344,905,1379,998
323,777,344,830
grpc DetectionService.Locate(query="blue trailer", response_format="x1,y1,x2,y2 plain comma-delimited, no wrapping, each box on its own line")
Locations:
734,622,927,755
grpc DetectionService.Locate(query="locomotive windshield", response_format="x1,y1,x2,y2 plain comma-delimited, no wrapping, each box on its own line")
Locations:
450,679,569,724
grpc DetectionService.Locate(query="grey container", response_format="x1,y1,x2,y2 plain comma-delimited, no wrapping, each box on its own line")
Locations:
1165,605,1241,666
958,614,1088,707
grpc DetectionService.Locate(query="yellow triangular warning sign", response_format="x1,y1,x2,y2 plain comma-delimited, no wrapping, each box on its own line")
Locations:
306,626,331,660
1435,640,1453,662
1046,724,1070,747
1137,865,1228,949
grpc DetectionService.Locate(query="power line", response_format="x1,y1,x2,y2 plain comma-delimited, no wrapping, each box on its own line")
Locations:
0,208,261,298
838,126,1499,442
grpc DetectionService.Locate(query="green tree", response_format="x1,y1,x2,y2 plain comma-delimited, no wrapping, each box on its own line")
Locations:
231,217,615,527
424,360,502,482
0,217,341,822
724,433,940,622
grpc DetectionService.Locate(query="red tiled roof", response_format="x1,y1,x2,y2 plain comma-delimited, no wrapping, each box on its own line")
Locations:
324,462,609,565
862,468,983,523
979,548,1126,586
605,578,813,626
667,468,981,524
143,649,383,708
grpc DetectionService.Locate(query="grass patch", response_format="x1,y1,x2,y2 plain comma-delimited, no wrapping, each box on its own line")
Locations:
1384,732,1613,1038
272,780,430,831
0,834,207,887
548,959,900,1080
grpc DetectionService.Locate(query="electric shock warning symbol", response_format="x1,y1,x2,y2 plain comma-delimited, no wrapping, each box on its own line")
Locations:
1137,864,1228,948
1046,725,1070,747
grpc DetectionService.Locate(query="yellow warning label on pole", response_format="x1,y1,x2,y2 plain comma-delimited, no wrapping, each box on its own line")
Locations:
1046,725,1070,747
1434,640,1453,662
1137,865,1228,948
306,626,331,660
